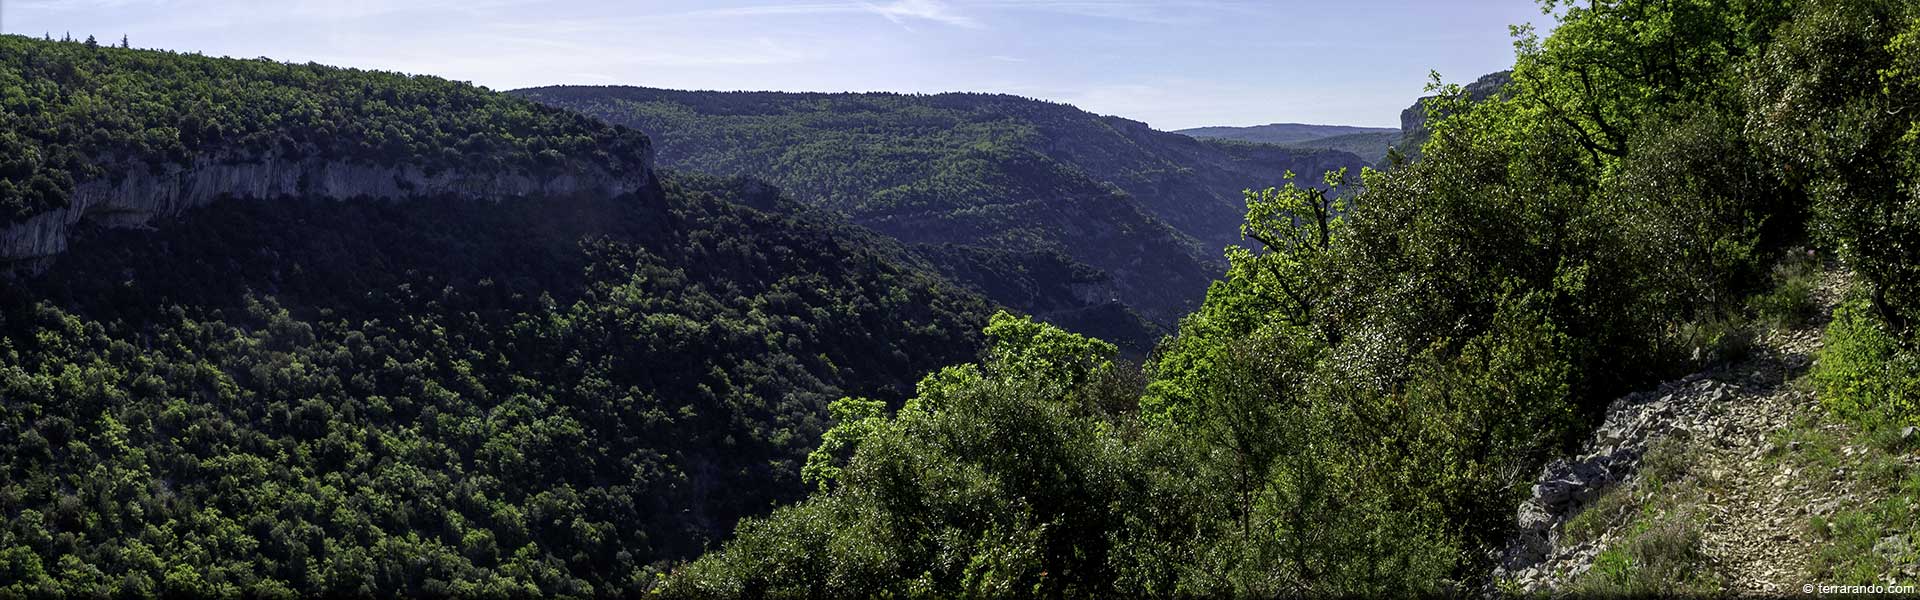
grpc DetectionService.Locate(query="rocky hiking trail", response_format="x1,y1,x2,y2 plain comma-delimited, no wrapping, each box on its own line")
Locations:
1492,266,1912,595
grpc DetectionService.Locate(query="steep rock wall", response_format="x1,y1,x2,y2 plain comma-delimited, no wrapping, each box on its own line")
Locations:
2,156,654,271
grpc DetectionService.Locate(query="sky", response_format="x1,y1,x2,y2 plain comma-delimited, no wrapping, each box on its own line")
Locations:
1,0,1551,130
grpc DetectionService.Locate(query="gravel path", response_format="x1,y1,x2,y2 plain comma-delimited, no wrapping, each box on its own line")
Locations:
1493,267,1853,595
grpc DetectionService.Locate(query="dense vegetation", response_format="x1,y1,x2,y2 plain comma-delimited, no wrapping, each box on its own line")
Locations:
4,0,1920,595
660,0,1920,596
511,86,1367,338
0,37,1008,595
0,172,998,596
0,35,648,224
1778,0,1920,431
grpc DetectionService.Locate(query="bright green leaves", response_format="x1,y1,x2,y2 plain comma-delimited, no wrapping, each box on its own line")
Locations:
1141,170,1355,424
1514,0,1787,168
1749,0,1920,336
1815,297,1920,429
666,315,1138,598
800,397,888,491
797,313,1122,493
677,1,1920,597
981,310,1117,389
1235,168,1350,344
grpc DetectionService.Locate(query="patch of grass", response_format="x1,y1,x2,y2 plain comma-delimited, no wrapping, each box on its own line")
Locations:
1569,511,1723,596
1775,417,1920,586
1808,490,1920,586
1677,315,1758,367
1865,425,1920,455
1562,437,1723,595
1793,278,1920,585
1641,436,1694,488
1563,486,1638,548
1748,251,1823,330
1562,437,1697,549
1768,415,1846,472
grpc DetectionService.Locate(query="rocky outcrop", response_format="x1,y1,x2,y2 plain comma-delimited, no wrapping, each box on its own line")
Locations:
1399,71,1512,134
1494,375,1740,584
1494,267,1854,594
2,155,655,272
1395,71,1511,160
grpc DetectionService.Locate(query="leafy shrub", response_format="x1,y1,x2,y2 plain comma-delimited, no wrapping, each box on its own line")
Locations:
1749,253,1823,329
1571,515,1719,596
1814,296,1920,429
1675,315,1758,367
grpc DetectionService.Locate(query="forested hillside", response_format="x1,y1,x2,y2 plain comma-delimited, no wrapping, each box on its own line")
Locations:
5,0,1920,596
510,87,1368,340
1174,122,1398,145
1176,123,1403,164
657,0,1920,596
0,35,653,271
0,37,998,596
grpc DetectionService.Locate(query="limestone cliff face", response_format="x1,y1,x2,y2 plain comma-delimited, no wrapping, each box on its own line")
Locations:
1,154,655,270
1397,70,1513,157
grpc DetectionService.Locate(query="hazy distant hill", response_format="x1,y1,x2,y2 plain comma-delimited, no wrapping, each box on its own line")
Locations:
1177,122,1401,164
1283,130,1403,164
1174,122,1399,145
514,87,1369,335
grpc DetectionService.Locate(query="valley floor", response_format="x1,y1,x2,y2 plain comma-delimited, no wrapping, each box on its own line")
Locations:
1499,267,1920,595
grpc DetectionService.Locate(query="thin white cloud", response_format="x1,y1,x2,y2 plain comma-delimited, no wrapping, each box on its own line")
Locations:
864,0,979,28
663,0,979,28
980,0,1254,25
15,0,542,35
14,0,166,9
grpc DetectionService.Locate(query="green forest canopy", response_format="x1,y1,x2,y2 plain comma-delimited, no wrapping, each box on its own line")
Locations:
512,86,1370,330
3,0,1920,596
0,35,649,224
660,0,1920,596
0,43,1002,593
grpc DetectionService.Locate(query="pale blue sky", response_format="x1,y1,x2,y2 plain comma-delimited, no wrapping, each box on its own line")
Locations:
3,0,1550,129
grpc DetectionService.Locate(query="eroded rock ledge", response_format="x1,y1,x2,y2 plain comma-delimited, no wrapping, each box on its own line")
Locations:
2,155,654,273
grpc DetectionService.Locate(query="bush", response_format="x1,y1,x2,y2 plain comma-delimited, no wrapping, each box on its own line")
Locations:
1814,296,1920,429
1675,315,1758,367
1748,251,1824,330
1572,515,1719,596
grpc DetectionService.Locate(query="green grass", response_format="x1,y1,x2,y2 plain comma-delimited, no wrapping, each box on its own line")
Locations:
1775,417,1920,585
1563,486,1639,549
1641,436,1695,487
1569,511,1723,597
1564,436,1724,596
1562,437,1695,549
1789,275,1920,585
1748,252,1823,330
